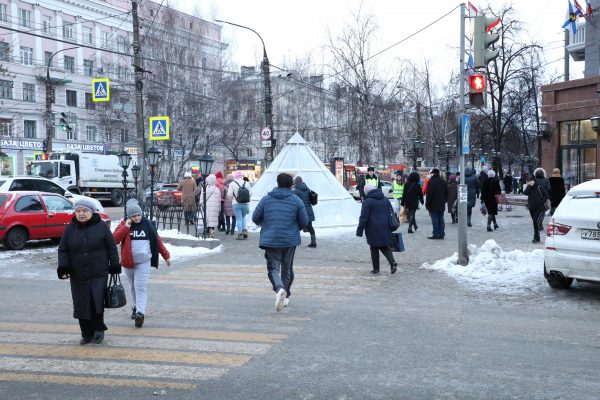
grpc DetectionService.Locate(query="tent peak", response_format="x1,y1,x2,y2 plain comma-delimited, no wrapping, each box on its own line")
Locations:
287,132,306,144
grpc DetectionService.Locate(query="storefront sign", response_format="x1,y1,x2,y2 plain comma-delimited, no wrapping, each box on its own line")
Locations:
1,139,44,150
63,143,105,152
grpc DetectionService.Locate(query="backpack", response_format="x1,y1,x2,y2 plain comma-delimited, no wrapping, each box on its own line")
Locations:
308,189,318,206
234,181,250,203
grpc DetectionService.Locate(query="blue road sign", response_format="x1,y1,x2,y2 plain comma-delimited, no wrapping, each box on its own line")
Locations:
92,78,110,102
462,113,470,155
149,116,170,140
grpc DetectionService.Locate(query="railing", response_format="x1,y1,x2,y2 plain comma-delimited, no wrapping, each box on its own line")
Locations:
140,202,207,238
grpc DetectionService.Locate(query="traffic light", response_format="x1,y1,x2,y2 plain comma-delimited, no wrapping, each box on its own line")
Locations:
42,140,47,152
468,74,486,108
60,112,74,132
473,14,500,68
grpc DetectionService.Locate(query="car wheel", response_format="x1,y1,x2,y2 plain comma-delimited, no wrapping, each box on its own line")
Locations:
544,264,573,289
111,189,125,207
5,227,28,250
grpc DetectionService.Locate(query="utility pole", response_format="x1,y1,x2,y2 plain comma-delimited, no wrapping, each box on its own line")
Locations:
457,3,469,266
132,0,147,194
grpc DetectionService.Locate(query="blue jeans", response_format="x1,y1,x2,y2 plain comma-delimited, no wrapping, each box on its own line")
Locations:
233,203,249,232
430,211,445,239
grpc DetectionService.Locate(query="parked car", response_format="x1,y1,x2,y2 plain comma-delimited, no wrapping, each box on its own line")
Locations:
155,183,182,209
544,179,600,289
144,182,163,205
0,192,111,250
0,176,104,212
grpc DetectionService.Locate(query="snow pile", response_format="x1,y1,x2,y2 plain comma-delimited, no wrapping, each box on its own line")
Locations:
421,239,545,294
163,243,222,261
157,229,202,241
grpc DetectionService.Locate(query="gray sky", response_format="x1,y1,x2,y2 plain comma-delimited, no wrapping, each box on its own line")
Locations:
172,0,584,82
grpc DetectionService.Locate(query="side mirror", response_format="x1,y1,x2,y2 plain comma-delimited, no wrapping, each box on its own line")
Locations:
64,191,73,198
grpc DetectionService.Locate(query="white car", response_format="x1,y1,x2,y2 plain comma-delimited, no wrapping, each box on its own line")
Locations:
0,176,104,212
544,179,600,289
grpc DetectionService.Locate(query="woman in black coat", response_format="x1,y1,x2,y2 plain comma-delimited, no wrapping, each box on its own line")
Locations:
293,176,317,248
548,168,566,216
481,170,501,231
357,185,397,275
400,172,424,233
524,175,550,243
58,199,120,345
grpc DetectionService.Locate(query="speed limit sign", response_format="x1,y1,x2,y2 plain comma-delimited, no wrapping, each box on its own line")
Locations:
260,127,272,140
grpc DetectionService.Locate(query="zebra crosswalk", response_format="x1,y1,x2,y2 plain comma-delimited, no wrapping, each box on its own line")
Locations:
0,263,386,392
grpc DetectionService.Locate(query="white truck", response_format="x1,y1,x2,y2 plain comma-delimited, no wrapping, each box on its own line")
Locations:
29,151,137,206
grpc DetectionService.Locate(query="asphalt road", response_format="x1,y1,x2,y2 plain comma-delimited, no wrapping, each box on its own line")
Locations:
1,204,599,399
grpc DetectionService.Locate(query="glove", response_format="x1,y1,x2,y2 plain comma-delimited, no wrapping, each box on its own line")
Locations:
108,264,122,275
356,230,363,237
57,265,72,279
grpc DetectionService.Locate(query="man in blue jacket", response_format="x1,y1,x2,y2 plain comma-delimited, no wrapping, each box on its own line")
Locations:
252,173,309,311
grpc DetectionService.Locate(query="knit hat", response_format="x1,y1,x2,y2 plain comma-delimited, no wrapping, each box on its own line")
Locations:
205,174,216,185
364,184,375,194
552,168,561,177
73,198,97,213
233,170,243,179
126,199,143,218
534,167,546,179
184,172,192,178
487,170,496,178
215,171,224,179
449,174,457,183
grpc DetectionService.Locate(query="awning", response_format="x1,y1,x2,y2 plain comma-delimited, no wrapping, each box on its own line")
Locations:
35,76,72,84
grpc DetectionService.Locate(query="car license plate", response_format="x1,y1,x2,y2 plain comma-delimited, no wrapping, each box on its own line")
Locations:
581,229,600,240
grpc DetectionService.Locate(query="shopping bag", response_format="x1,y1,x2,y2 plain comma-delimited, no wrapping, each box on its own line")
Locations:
480,203,487,216
495,193,507,205
104,274,127,308
390,232,405,252
399,207,408,223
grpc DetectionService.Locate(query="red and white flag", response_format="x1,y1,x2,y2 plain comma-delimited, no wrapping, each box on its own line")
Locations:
468,1,478,15
574,0,585,16
588,2,593,16
486,17,501,32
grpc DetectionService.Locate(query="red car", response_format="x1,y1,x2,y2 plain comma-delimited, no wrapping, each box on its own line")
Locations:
155,183,182,209
0,192,111,250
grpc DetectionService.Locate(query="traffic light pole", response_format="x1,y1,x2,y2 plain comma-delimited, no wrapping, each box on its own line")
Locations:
457,3,469,266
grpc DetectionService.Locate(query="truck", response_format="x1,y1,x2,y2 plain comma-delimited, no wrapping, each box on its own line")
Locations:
29,151,137,206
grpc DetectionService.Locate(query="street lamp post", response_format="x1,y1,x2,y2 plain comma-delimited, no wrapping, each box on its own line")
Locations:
198,153,214,239
117,150,132,219
147,146,161,223
215,19,274,164
45,47,78,154
131,164,140,201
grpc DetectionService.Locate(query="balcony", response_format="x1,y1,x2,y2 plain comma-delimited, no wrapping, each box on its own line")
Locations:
34,66,72,84
567,20,586,62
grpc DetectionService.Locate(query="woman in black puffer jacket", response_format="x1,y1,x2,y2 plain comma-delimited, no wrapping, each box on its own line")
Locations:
400,172,424,234
293,176,316,248
523,170,550,243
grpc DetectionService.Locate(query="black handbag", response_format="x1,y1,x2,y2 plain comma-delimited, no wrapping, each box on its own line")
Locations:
309,189,318,206
390,232,405,252
104,274,127,308
389,202,400,231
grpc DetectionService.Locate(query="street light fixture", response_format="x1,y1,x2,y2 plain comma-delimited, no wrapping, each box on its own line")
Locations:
117,150,132,218
198,153,214,239
215,19,274,164
147,146,160,222
131,163,140,202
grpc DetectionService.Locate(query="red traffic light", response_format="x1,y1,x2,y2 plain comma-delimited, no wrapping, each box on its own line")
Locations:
469,74,485,92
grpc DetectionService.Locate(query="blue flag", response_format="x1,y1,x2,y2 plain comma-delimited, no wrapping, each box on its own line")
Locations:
562,1,581,34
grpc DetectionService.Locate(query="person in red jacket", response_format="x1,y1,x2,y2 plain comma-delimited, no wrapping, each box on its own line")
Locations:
113,199,170,327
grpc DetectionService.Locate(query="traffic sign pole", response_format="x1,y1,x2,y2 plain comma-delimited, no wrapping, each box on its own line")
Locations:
457,3,469,266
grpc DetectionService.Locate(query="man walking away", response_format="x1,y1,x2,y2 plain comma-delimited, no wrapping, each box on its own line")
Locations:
177,172,197,225
425,168,448,240
252,173,308,311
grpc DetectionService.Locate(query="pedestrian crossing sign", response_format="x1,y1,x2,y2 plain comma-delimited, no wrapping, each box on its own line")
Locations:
91,78,110,102
149,116,170,141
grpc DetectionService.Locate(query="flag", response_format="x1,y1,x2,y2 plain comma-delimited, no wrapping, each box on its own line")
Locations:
574,0,585,16
486,17,501,32
468,1,478,15
562,1,580,34
588,3,593,16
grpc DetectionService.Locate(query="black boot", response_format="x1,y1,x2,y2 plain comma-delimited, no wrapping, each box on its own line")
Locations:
487,225,493,232
467,215,472,227
308,234,317,248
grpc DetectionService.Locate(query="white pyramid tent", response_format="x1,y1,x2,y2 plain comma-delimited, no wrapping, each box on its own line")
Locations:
249,132,361,228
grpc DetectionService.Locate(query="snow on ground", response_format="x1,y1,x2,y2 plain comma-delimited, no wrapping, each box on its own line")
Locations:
164,243,222,261
421,239,545,294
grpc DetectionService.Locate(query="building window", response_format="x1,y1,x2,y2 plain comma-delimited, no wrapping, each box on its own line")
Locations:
63,23,73,39
20,46,32,65
0,5,8,23
19,9,31,28
116,35,128,52
22,83,35,102
120,128,128,143
83,27,93,44
86,125,96,142
0,79,12,99
43,16,52,34
102,32,110,48
66,90,77,107
0,118,12,136
116,66,129,82
0,42,9,62
150,9,154,17
66,128,75,141
24,120,36,138
64,56,74,73
85,92,95,110
83,60,93,77
44,51,52,67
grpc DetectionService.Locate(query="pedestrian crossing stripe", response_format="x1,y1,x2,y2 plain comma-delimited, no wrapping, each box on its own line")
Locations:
149,116,170,140
91,78,110,102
